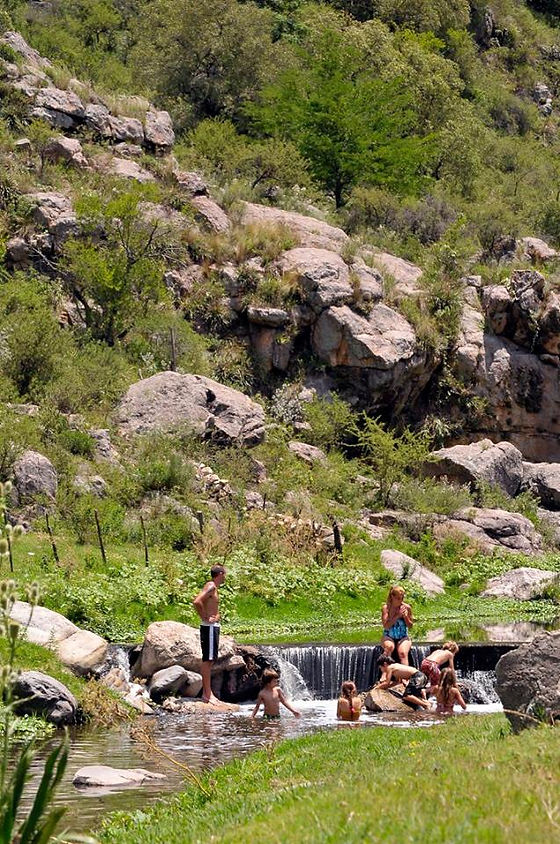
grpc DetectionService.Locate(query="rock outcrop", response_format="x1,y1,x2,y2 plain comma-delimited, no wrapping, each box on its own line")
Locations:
481,567,557,600
423,439,524,496
240,202,347,251
0,32,174,152
12,671,77,725
434,507,542,554
115,372,265,446
380,550,444,595
496,631,560,730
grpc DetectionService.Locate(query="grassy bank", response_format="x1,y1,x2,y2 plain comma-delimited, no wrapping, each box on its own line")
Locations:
5,530,560,645
101,715,560,843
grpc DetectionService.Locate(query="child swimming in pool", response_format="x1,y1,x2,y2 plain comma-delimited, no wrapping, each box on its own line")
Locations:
435,668,467,715
251,668,301,719
337,680,362,722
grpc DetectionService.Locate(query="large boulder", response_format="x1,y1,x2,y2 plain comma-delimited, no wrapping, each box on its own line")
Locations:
12,671,77,726
277,248,353,312
240,202,347,251
190,196,230,232
73,766,166,789
363,685,412,712
115,372,265,446
108,157,155,183
9,601,78,646
136,621,237,677
519,236,558,264
481,270,546,350
24,192,78,243
523,462,560,509
368,251,422,299
434,508,542,554
481,567,557,600
12,450,58,501
495,631,560,730
422,439,524,496
380,550,444,595
56,630,108,675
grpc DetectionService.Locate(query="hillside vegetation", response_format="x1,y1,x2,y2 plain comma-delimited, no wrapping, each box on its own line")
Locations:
0,0,559,640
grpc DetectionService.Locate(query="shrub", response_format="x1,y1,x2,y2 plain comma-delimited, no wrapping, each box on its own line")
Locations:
392,477,472,515
303,396,355,451
235,223,297,264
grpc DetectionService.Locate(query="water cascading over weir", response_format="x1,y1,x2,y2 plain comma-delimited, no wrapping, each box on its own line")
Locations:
262,644,512,703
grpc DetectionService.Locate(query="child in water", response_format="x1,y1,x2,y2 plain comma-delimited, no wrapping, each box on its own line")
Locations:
435,668,467,715
251,668,301,719
337,680,362,722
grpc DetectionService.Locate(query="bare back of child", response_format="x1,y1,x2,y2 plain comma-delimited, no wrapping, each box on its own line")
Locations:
337,681,362,722
420,641,459,692
435,668,467,715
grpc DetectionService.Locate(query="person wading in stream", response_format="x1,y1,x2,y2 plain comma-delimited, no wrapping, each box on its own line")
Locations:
193,564,226,704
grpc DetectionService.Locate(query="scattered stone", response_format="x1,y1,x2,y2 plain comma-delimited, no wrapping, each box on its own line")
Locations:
89,429,120,464
422,439,524,496
56,630,108,675
481,567,557,600
24,191,77,241
123,689,154,714
73,473,108,497
9,601,78,646
12,449,58,501
190,195,230,232
519,236,558,264
174,170,208,196
288,441,327,465
13,671,77,726
14,137,32,152
380,550,444,596
115,372,266,446
149,666,197,702
73,766,166,789
496,631,560,730
43,136,88,168
144,109,175,150
108,157,155,183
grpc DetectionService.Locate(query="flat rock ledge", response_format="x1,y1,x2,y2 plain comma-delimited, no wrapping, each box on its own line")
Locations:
363,685,412,713
161,698,239,714
73,765,166,789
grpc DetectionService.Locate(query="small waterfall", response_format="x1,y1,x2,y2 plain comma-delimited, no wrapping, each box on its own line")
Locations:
269,652,313,701
263,644,506,702
96,644,132,683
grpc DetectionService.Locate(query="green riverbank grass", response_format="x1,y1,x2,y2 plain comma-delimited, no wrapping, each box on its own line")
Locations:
4,530,560,644
101,715,560,843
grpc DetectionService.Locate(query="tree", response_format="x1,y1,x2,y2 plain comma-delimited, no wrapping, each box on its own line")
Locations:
251,32,431,206
131,0,281,125
352,415,431,505
61,185,170,346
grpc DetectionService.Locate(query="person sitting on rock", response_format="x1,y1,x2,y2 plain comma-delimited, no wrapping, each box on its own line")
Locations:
337,680,362,722
251,668,301,720
435,668,467,715
420,642,459,694
381,586,414,665
375,655,431,710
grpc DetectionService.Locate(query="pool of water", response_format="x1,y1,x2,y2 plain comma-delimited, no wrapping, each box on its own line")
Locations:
25,698,501,834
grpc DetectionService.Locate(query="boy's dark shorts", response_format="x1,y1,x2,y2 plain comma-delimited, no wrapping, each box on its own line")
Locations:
404,671,428,697
200,623,220,662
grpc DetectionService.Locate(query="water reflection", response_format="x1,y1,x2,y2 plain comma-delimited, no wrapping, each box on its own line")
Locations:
24,699,501,834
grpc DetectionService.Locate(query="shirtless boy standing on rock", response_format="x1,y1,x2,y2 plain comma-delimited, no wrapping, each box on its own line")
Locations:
193,565,226,704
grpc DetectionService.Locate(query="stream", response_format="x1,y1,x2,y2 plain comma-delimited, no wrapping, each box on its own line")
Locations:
20,639,505,835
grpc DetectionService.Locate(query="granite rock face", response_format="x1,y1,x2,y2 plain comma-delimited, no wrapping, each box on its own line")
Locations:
380,550,444,595
481,567,557,600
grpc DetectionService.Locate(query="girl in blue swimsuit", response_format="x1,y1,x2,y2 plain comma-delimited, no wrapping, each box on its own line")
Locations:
381,585,413,665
